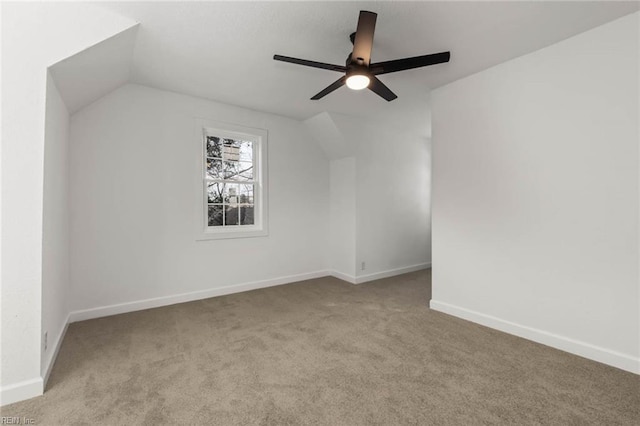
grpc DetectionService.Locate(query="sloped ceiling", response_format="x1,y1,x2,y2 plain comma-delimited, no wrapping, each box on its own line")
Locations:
61,1,638,130
49,25,139,114
304,112,352,160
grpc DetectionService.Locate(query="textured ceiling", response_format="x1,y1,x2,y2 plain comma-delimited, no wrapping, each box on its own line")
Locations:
94,1,639,128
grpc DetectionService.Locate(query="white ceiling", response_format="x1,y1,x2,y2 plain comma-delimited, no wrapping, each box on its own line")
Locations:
90,1,638,126
50,25,139,114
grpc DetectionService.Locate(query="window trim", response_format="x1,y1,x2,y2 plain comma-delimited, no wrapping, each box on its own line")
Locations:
195,119,268,240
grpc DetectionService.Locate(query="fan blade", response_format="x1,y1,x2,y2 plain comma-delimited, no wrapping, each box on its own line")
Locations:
311,76,347,100
352,11,377,66
273,55,347,72
368,76,397,102
370,52,450,75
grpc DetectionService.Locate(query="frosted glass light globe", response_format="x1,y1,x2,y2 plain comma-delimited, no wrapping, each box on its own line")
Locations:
346,74,370,90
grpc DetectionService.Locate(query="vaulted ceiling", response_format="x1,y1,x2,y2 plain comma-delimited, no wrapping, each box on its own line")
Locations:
55,1,639,133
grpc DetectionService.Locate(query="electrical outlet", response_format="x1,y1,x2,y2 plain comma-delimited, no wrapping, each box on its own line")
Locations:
361,261,366,271
44,332,48,351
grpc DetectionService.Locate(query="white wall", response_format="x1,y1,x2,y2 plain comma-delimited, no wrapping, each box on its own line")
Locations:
0,2,136,404
431,13,639,373
41,75,70,380
69,84,329,313
330,157,357,278
310,111,432,283
354,122,432,280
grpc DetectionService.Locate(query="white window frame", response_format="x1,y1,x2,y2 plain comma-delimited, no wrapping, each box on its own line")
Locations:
195,119,268,240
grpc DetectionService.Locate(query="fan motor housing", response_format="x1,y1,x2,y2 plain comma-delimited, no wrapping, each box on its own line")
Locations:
346,63,370,78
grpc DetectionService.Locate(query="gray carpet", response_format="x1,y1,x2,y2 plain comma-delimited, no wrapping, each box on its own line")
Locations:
2,270,638,424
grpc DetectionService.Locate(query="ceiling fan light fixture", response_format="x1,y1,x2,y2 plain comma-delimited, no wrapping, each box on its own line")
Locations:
273,10,450,101
346,73,370,90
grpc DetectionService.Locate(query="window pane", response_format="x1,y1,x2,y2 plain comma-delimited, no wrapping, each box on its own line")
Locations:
223,139,241,162
206,136,222,158
239,140,253,162
239,184,254,204
223,161,238,179
208,183,242,204
206,159,222,179
226,184,238,205
208,205,223,226
224,161,253,181
240,206,254,225
238,162,253,180
224,205,239,226
207,183,225,203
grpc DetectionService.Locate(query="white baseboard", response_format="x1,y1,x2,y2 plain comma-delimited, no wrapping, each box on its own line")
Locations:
430,299,640,375
68,264,433,323
353,262,431,284
329,263,431,285
69,270,330,323
42,313,71,388
329,270,356,284
0,377,43,407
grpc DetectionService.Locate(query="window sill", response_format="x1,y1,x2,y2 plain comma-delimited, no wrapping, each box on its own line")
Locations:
196,227,268,241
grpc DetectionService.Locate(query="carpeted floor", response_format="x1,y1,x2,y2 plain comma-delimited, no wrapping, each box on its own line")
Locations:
2,270,639,424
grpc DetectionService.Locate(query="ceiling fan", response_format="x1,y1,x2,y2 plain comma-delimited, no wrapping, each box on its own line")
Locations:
273,10,450,102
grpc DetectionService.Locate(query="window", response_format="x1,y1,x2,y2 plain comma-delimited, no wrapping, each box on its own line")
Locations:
196,120,268,240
